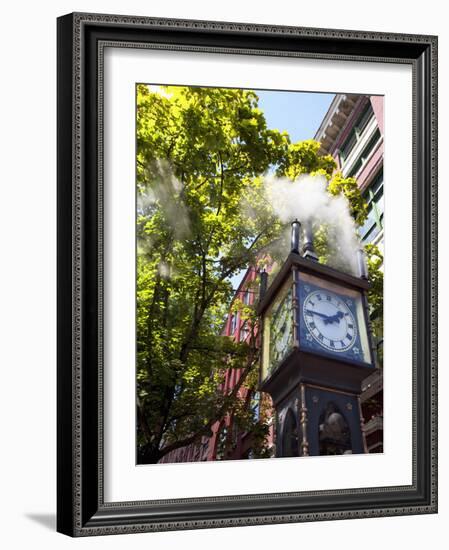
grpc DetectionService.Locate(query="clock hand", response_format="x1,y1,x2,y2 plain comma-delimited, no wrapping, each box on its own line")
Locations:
305,309,332,321
327,311,345,324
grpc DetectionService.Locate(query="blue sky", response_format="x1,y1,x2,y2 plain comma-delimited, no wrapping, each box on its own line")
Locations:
257,89,334,143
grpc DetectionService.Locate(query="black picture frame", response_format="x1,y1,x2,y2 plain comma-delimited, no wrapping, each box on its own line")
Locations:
57,12,438,537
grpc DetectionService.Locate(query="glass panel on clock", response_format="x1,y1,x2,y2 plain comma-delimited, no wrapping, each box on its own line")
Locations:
297,272,372,366
261,280,295,382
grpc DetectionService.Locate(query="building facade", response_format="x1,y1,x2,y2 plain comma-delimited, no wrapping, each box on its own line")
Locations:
315,94,384,249
314,94,384,452
206,266,274,461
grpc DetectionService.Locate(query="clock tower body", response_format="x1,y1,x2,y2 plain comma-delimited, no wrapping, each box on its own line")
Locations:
257,245,376,457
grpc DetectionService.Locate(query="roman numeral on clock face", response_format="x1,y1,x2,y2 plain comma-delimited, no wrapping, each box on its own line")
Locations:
302,287,357,353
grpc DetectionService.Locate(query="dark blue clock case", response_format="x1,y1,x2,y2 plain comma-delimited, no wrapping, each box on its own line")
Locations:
297,280,365,365
257,253,376,406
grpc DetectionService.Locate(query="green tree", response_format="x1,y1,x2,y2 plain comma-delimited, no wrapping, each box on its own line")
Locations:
136,85,382,463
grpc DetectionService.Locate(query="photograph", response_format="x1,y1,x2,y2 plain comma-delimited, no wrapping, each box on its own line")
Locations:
55,11,436,536
135,84,384,465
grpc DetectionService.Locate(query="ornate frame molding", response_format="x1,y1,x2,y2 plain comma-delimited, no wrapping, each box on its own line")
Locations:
57,12,437,536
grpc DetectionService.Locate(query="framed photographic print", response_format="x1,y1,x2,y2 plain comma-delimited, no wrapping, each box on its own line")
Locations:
57,12,438,536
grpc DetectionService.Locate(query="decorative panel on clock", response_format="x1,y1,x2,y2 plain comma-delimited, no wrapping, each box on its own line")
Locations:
261,279,295,382
297,271,372,366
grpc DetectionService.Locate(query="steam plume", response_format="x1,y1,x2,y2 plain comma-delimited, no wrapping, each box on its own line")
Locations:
137,159,191,241
264,174,361,275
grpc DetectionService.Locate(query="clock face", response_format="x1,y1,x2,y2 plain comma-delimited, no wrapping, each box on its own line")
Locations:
269,290,293,370
303,289,357,353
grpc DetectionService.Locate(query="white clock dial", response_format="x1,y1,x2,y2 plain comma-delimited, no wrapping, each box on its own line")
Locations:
303,290,357,352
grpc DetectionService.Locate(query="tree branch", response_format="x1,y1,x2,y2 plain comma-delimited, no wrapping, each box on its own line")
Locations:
158,345,258,458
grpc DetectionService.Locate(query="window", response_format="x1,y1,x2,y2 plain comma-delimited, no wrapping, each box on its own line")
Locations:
347,129,381,177
243,289,251,305
250,391,261,421
360,171,384,243
239,321,250,342
229,314,237,335
339,102,375,163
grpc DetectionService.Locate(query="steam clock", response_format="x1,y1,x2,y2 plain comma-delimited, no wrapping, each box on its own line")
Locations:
257,221,376,456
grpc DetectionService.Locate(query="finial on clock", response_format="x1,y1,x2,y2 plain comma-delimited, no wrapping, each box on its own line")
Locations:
357,248,368,279
259,268,268,301
291,219,301,254
302,221,319,261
